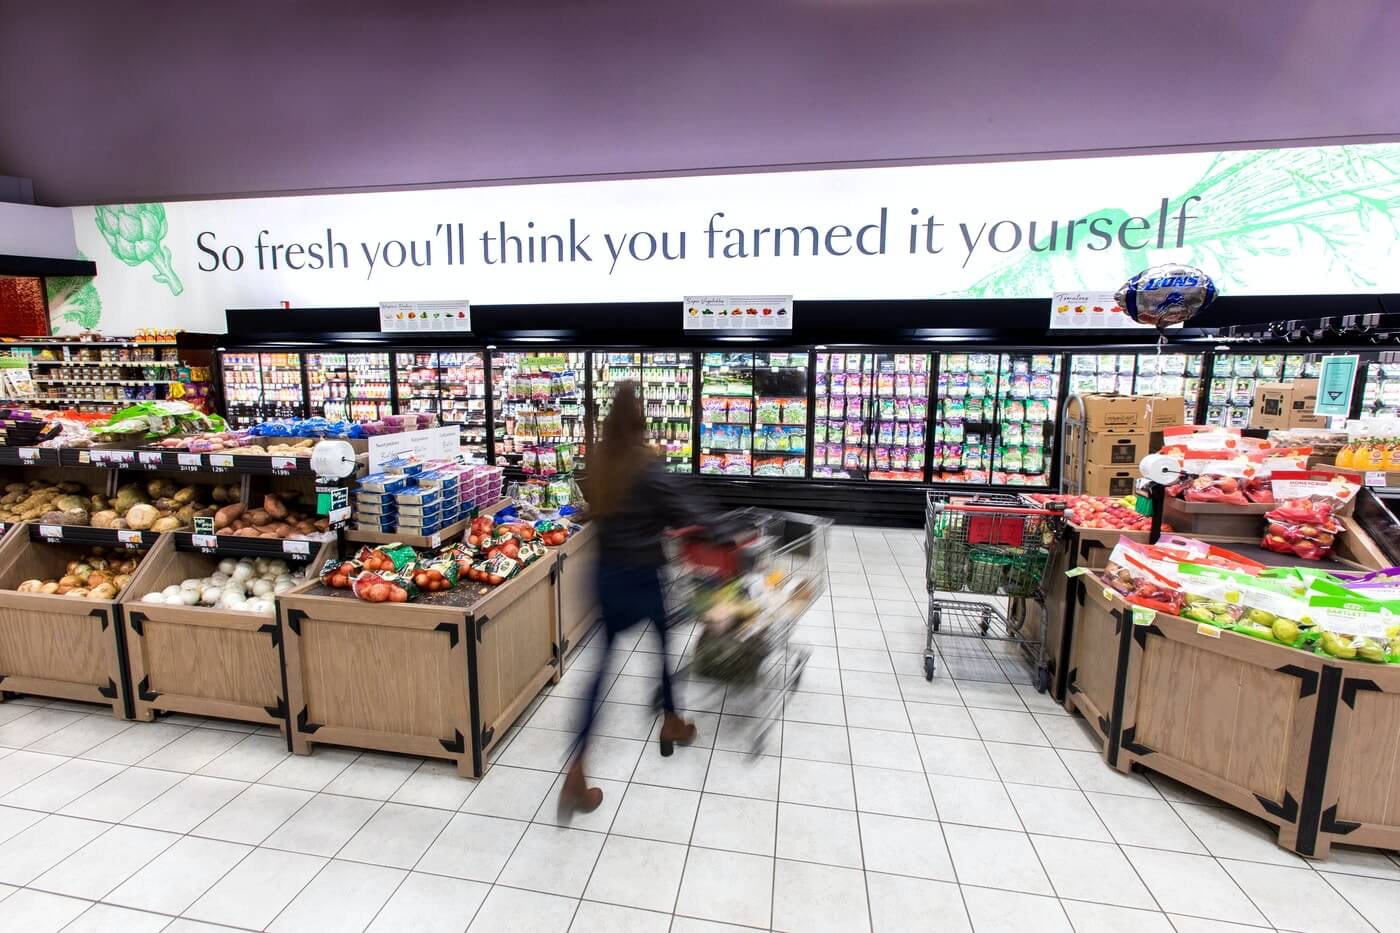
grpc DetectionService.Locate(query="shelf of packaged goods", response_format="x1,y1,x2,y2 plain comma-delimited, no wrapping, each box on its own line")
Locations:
32,379,178,387
4,397,126,406
29,359,181,367
752,449,807,457
2,339,178,348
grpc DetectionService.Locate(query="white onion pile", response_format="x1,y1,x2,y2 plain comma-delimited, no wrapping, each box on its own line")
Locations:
141,557,306,616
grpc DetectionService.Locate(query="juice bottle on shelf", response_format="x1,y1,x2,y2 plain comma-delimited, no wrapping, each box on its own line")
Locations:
1386,438,1400,471
1364,437,1389,471
1336,440,1358,467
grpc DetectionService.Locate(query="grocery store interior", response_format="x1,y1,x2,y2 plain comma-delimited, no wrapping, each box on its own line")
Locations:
3,2,1400,932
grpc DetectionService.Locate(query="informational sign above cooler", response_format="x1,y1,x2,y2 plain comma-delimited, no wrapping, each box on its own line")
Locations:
1049,292,1158,330
56,142,1400,335
379,299,471,332
684,295,792,330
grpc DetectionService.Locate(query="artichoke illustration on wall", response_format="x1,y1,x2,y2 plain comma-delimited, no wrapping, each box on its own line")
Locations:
94,203,184,296
45,251,104,332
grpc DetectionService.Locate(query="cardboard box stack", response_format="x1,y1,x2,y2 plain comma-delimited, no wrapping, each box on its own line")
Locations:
1064,394,1185,496
1251,379,1327,430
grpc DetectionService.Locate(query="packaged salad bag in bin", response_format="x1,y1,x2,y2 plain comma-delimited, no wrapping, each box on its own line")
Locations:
1261,471,1360,561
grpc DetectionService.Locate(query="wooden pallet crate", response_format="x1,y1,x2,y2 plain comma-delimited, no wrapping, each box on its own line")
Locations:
119,535,334,729
279,550,560,777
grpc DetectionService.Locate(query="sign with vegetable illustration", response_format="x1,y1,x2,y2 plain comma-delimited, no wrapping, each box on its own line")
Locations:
63,143,1400,335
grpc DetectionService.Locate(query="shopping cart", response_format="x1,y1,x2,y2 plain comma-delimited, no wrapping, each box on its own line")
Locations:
666,508,830,755
924,491,1065,691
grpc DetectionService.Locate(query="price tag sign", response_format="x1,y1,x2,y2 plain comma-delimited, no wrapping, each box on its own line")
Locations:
109,450,135,466
428,532,442,548
316,486,349,517
78,450,91,464
139,451,165,470
18,447,40,463
327,506,352,527
271,456,297,474
90,449,109,465
1131,606,1157,626
191,533,218,550
283,539,310,556
1364,470,1389,488
117,529,143,546
193,515,216,536
1196,623,1223,639
177,453,202,471
1064,567,1089,578
38,523,63,541
209,454,234,472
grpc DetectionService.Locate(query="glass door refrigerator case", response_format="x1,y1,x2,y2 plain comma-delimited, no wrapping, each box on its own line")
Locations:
1362,358,1400,418
594,351,694,473
396,351,488,457
1133,352,1205,423
492,351,587,472
345,352,392,421
813,351,873,479
219,352,306,426
934,352,1058,487
305,352,350,420
698,351,809,477
1203,352,1317,427
813,351,930,481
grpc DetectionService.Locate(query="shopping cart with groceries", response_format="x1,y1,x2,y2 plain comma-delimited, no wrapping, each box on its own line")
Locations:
664,508,830,755
924,491,1066,691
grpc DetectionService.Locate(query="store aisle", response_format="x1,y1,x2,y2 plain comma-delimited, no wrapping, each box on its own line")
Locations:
0,525,1395,932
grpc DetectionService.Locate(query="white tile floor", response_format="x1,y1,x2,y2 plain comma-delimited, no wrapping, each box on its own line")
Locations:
0,524,1397,932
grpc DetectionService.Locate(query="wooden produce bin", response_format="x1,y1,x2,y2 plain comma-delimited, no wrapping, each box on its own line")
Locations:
1060,575,1123,753
0,525,146,718
119,536,335,729
279,552,560,777
1069,579,1400,859
1315,661,1400,857
1161,498,1274,538
556,523,599,663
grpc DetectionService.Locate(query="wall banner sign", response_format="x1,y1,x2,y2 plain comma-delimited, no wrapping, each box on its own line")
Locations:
379,299,471,332
684,295,792,330
55,143,1400,336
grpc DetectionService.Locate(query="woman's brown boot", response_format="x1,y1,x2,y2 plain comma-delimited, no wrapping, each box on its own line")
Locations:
557,759,603,818
658,713,698,757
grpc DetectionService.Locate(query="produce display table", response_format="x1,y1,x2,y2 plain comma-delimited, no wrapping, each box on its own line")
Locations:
279,551,560,777
555,522,599,663
1064,574,1400,859
119,535,334,728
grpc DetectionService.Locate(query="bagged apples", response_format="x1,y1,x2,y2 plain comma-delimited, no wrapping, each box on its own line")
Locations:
1261,471,1360,560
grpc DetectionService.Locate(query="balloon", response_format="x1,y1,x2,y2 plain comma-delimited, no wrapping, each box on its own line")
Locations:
1117,264,1217,328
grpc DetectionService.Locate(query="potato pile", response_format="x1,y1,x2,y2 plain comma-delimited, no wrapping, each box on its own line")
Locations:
0,480,99,525
90,479,222,532
215,492,329,539
15,549,141,599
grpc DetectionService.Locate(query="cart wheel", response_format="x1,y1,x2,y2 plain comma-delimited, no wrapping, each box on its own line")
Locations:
931,610,941,634
1035,666,1051,694
924,655,936,681
978,619,991,636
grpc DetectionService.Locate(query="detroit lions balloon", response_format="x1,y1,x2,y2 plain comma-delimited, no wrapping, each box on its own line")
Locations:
1116,264,1217,327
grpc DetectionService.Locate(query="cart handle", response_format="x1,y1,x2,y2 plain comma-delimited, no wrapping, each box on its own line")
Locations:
935,504,1062,517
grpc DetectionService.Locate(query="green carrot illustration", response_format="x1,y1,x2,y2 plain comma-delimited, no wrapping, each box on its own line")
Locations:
94,203,184,295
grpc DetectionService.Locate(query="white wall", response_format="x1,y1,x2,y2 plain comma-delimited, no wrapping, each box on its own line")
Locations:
0,203,80,260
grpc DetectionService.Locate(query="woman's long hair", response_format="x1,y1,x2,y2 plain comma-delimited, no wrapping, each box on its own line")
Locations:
589,381,652,518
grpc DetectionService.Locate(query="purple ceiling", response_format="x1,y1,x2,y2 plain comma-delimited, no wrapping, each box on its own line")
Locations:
3,0,1398,206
